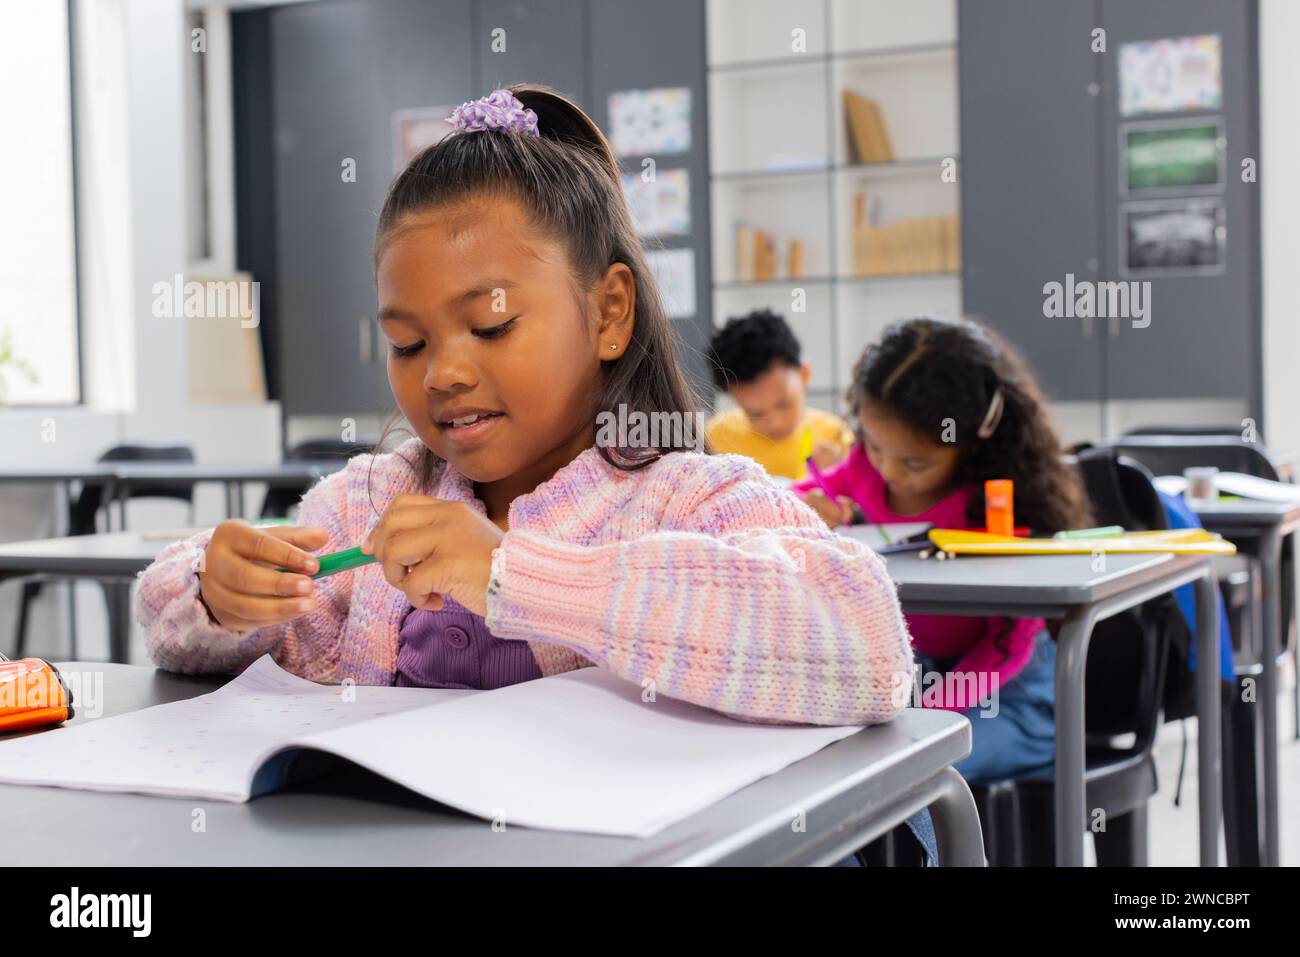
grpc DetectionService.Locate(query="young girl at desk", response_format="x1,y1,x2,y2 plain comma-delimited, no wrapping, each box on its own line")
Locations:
794,317,1092,783
133,85,914,732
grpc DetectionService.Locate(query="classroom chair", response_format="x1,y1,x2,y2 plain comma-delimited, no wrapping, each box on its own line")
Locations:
970,449,1184,865
257,438,374,519
1114,436,1296,718
11,442,196,661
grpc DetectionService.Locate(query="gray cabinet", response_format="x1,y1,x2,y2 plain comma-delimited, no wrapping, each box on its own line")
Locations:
588,0,713,394
235,0,712,418
262,0,475,419
1098,0,1258,403
959,0,1259,413
958,0,1105,401
475,0,588,101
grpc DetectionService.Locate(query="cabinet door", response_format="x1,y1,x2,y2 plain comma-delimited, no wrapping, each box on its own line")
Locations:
269,0,474,418
475,0,588,105
1099,0,1257,403
958,0,1104,400
588,0,713,396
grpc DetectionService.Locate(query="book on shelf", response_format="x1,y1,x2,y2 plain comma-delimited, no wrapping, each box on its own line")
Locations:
735,225,756,282
733,224,803,282
851,191,960,276
842,90,894,164
787,239,805,279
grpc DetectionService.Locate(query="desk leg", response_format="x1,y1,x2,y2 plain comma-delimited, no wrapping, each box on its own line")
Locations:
224,482,237,520
928,766,986,866
104,579,132,664
1257,530,1281,866
1054,605,1095,866
1194,571,1222,867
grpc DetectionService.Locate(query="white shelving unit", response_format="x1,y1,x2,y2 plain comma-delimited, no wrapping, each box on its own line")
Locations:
707,0,962,413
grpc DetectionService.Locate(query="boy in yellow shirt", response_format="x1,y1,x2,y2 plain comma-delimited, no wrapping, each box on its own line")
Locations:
706,309,855,480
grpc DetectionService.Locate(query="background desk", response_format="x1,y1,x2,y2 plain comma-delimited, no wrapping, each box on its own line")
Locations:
0,533,167,663
0,462,343,528
0,662,985,867
1188,498,1300,867
883,550,1221,866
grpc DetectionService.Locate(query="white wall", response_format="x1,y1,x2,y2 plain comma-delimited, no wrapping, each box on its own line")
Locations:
1260,0,1300,458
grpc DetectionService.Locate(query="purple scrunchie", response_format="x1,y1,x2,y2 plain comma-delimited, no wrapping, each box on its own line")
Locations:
447,89,540,136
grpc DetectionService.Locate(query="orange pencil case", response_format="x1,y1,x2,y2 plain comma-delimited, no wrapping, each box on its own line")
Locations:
0,657,75,734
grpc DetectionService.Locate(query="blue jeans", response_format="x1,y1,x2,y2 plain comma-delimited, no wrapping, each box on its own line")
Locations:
920,630,1057,786
834,810,938,866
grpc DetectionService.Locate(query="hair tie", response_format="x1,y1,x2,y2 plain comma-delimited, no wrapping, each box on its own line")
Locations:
977,387,1005,439
447,89,540,136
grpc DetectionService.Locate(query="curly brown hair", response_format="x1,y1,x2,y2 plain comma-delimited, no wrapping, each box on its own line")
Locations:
846,316,1092,535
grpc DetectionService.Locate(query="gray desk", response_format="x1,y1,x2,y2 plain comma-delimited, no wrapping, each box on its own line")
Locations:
883,549,1221,866
0,662,985,866
107,462,342,526
0,461,343,528
1187,498,1300,867
0,533,169,663
0,466,117,484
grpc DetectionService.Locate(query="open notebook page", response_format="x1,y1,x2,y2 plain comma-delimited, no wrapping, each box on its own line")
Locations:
0,656,861,838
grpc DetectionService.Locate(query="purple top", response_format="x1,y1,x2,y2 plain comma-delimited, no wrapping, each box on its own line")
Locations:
394,599,542,689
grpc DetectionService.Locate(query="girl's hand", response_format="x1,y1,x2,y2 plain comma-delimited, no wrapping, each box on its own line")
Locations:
197,521,327,633
361,494,504,617
810,439,844,470
802,488,855,529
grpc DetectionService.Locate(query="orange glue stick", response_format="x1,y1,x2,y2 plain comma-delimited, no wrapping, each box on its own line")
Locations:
985,479,1014,536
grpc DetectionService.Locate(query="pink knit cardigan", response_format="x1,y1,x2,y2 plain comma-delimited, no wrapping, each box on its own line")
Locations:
134,438,914,726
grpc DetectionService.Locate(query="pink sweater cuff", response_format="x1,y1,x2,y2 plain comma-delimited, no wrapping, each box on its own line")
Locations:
133,530,269,673
485,530,615,655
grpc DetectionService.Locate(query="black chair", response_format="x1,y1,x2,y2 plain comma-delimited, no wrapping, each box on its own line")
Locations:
258,439,373,520
970,449,1182,865
12,442,196,661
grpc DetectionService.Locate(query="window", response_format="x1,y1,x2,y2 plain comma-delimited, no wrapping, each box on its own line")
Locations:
0,1,80,406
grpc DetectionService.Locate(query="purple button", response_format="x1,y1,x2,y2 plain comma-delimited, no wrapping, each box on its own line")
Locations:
445,626,470,649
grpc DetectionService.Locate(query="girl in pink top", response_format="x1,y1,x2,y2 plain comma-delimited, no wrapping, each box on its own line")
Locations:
794,317,1092,783
133,85,915,731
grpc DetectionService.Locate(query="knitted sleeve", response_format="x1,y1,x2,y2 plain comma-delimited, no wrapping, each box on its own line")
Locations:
133,466,358,681
484,456,914,726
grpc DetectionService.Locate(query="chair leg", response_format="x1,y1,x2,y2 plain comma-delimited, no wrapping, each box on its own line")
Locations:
1093,805,1149,866
1019,792,1056,866
1223,683,1262,866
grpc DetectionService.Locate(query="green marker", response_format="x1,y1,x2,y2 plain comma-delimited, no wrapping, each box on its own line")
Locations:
1053,525,1124,540
277,546,377,579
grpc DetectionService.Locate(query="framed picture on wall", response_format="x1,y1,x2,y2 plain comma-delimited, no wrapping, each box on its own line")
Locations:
1119,34,1222,117
1120,118,1225,196
1119,197,1226,277
391,105,456,171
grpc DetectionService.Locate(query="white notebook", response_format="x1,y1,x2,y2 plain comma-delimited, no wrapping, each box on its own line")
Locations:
839,522,933,551
1155,472,1300,504
0,655,859,838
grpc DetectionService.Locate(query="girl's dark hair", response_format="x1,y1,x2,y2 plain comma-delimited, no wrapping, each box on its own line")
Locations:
367,83,704,493
846,316,1092,535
